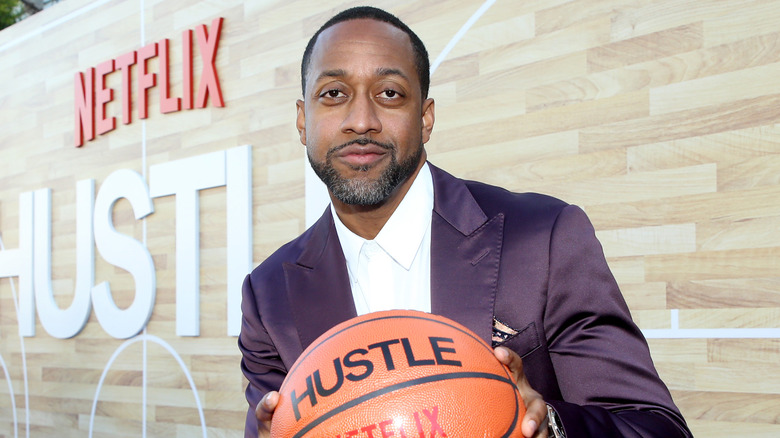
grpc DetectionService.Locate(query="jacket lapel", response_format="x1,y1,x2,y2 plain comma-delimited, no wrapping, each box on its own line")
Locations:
283,164,505,350
429,164,505,345
283,211,357,351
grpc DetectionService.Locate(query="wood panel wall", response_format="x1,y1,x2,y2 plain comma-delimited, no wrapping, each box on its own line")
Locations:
0,0,778,436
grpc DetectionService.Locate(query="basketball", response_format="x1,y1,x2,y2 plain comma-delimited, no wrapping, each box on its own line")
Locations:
270,309,525,438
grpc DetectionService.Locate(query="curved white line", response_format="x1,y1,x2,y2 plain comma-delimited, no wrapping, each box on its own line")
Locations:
430,0,497,74
643,328,780,339
0,0,114,53
140,1,149,435
0,353,17,438
88,334,207,438
142,327,148,438
141,5,148,438
0,234,29,438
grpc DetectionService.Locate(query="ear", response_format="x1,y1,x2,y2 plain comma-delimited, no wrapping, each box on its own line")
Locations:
296,99,306,145
421,98,435,144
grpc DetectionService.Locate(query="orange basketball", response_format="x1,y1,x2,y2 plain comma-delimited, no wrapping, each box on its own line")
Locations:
270,309,525,438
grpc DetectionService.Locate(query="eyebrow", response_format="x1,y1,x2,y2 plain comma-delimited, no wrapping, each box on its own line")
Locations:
375,67,409,81
316,67,410,82
318,69,347,81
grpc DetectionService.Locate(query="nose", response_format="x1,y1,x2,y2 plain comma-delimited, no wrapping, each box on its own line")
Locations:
341,94,382,135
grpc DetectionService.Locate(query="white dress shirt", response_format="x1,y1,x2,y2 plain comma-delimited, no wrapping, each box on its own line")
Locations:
331,163,433,315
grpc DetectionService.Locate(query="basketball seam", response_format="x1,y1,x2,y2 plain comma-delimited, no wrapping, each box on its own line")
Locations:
291,371,518,438
284,314,494,382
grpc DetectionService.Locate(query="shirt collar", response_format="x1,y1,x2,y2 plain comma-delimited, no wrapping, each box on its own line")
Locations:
332,162,434,271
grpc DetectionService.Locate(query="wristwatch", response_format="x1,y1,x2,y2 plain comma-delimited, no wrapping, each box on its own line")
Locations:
546,403,566,438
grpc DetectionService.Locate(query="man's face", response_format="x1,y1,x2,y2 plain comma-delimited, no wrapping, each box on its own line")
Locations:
297,19,435,206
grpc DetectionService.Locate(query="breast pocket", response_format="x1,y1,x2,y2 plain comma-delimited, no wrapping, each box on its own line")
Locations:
492,317,541,358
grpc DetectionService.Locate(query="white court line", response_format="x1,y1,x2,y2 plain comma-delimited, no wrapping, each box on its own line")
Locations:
430,0,497,75
644,328,780,339
0,236,18,438
426,0,775,342
88,334,207,438
1,3,776,436
0,352,17,438
0,0,114,53
0,234,29,438
142,327,148,438
1,0,206,435
641,308,780,338
140,0,149,436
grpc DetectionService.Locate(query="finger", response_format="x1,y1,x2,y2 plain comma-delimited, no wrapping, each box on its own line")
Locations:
494,347,547,437
256,391,279,422
494,346,524,382
256,391,279,436
522,397,548,438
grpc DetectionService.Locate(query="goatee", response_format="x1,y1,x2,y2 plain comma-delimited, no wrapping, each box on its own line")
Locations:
308,138,423,206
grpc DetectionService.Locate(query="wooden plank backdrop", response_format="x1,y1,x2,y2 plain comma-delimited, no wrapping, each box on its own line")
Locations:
0,0,778,436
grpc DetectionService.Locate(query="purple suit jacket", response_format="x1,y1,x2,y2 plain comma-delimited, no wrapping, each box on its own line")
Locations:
239,163,692,438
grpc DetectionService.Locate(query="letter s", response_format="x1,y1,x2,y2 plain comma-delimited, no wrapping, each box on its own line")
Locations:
92,169,155,339
344,348,374,382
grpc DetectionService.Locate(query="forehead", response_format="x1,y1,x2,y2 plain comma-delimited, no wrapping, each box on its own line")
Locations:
308,19,417,83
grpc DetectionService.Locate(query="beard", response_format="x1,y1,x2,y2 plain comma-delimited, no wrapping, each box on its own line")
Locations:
308,138,424,206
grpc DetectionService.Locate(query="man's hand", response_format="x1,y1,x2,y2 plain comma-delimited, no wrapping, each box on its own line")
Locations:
256,391,279,438
494,346,548,438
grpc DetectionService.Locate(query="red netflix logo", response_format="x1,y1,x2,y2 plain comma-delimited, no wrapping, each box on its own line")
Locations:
74,17,224,147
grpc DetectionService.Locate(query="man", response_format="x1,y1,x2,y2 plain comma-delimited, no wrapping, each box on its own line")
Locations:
239,6,692,438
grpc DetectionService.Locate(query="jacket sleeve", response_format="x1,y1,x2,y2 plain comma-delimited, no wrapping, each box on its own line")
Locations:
238,273,287,438
543,205,692,438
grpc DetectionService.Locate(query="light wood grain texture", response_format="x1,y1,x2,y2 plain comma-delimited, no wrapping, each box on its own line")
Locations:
1,0,779,437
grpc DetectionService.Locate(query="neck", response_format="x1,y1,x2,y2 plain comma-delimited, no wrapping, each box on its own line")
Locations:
332,159,426,240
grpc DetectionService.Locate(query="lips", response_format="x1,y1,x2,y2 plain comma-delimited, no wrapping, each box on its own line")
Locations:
331,141,392,168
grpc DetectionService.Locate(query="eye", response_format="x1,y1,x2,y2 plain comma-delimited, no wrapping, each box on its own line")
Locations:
320,89,345,98
378,89,403,101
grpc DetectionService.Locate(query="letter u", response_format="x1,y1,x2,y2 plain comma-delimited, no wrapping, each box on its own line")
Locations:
314,357,345,397
33,181,95,338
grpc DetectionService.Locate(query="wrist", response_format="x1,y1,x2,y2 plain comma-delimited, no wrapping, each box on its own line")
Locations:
546,403,566,438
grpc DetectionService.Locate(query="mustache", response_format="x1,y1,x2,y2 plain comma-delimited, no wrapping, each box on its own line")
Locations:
327,138,395,158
